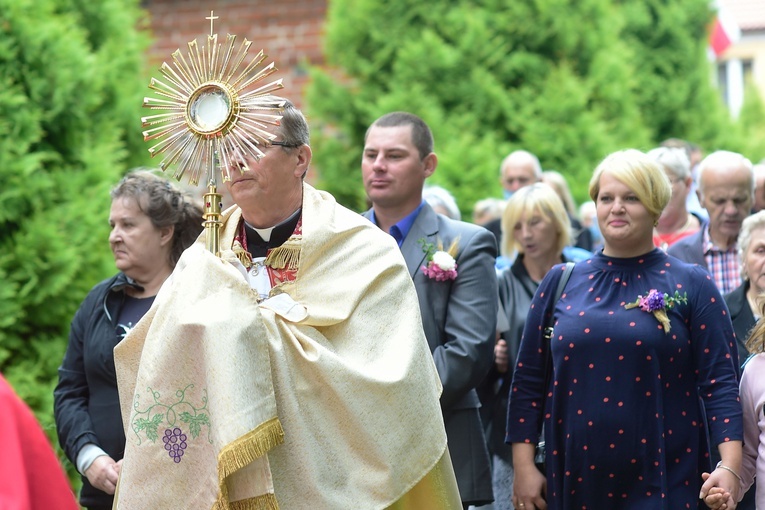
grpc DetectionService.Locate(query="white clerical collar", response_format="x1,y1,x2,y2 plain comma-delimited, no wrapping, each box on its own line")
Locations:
244,221,275,242
243,208,302,243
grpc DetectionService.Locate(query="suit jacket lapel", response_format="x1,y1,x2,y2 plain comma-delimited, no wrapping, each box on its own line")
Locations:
401,204,439,278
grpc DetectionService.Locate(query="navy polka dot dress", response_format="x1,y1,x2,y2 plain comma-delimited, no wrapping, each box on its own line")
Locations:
507,249,743,509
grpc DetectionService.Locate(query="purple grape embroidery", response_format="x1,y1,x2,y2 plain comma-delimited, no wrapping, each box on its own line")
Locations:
163,427,188,463
129,384,212,461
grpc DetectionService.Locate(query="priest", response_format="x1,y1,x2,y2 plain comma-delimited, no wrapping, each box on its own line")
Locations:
113,100,461,509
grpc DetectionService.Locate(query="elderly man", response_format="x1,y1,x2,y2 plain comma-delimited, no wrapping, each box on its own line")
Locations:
361,111,497,509
668,150,754,295
112,101,461,509
500,150,543,199
490,150,592,254
481,151,543,245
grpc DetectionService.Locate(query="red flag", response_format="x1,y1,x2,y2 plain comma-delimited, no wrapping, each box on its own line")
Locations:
709,0,741,58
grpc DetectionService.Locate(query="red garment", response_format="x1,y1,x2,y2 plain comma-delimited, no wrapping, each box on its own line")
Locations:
0,375,79,510
653,227,699,251
234,216,302,285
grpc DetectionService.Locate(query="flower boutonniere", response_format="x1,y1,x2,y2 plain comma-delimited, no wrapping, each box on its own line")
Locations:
418,237,459,281
624,289,688,333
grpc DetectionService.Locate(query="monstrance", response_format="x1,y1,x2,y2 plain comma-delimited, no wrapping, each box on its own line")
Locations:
141,11,286,255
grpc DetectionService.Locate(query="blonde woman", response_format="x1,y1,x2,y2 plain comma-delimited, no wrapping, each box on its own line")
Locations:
478,182,573,510
508,150,742,510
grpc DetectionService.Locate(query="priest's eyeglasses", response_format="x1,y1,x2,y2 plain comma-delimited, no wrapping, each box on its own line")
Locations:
270,141,302,148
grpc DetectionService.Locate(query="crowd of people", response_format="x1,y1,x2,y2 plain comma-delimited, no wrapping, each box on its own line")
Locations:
6,94,765,510
469,141,764,510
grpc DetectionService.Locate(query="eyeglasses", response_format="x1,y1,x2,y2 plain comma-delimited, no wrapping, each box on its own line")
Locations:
270,141,302,148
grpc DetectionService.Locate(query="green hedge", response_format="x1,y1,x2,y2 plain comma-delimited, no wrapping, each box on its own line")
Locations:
0,0,151,495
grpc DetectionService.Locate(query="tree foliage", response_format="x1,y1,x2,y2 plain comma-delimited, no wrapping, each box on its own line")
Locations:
618,0,734,147
305,0,738,214
0,0,150,454
733,83,765,164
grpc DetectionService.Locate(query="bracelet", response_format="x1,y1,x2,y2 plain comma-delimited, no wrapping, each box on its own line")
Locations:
716,461,743,484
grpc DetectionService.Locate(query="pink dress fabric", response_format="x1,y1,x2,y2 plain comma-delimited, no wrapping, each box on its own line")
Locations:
740,353,765,506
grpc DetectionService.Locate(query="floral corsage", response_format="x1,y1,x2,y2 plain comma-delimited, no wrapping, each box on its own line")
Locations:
419,238,459,281
624,289,688,333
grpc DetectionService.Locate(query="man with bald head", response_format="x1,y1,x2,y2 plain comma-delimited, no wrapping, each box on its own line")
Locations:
482,151,543,244
488,150,592,254
500,150,543,199
668,150,754,295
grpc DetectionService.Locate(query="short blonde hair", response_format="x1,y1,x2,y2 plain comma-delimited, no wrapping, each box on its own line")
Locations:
501,183,572,257
588,149,671,220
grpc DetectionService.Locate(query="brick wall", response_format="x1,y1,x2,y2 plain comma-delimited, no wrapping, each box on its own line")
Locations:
143,0,328,110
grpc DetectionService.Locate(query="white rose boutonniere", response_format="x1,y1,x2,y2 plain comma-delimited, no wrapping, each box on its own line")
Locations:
419,237,459,281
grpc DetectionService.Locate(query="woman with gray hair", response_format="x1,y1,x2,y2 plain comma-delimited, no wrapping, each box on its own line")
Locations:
647,146,703,250
54,169,203,510
423,184,461,220
648,147,702,251
724,210,765,366
721,211,765,509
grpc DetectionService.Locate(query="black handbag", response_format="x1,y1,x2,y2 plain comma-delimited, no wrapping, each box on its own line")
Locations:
535,262,575,472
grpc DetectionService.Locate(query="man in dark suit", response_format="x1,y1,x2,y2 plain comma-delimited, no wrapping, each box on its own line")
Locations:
361,112,497,509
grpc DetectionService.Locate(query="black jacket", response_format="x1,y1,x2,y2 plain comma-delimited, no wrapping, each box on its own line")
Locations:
478,254,566,459
54,273,140,509
723,281,756,374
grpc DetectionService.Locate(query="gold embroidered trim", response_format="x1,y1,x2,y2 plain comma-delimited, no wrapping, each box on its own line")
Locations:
264,236,301,270
215,417,285,509
233,240,253,269
228,493,279,510
214,493,278,510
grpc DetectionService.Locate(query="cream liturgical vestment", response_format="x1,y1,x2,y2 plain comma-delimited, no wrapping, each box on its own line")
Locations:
113,184,461,509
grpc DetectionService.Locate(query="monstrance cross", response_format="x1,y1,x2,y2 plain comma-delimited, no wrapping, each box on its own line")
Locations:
206,10,218,36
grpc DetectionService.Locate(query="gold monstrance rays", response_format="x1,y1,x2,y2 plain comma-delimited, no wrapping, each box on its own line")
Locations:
141,31,285,185
141,13,287,256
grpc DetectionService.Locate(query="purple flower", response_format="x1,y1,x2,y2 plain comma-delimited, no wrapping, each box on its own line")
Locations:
639,289,666,312
624,289,688,334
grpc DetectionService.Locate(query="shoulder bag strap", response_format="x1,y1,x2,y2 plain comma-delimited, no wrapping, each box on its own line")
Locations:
542,262,575,384
543,262,575,340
